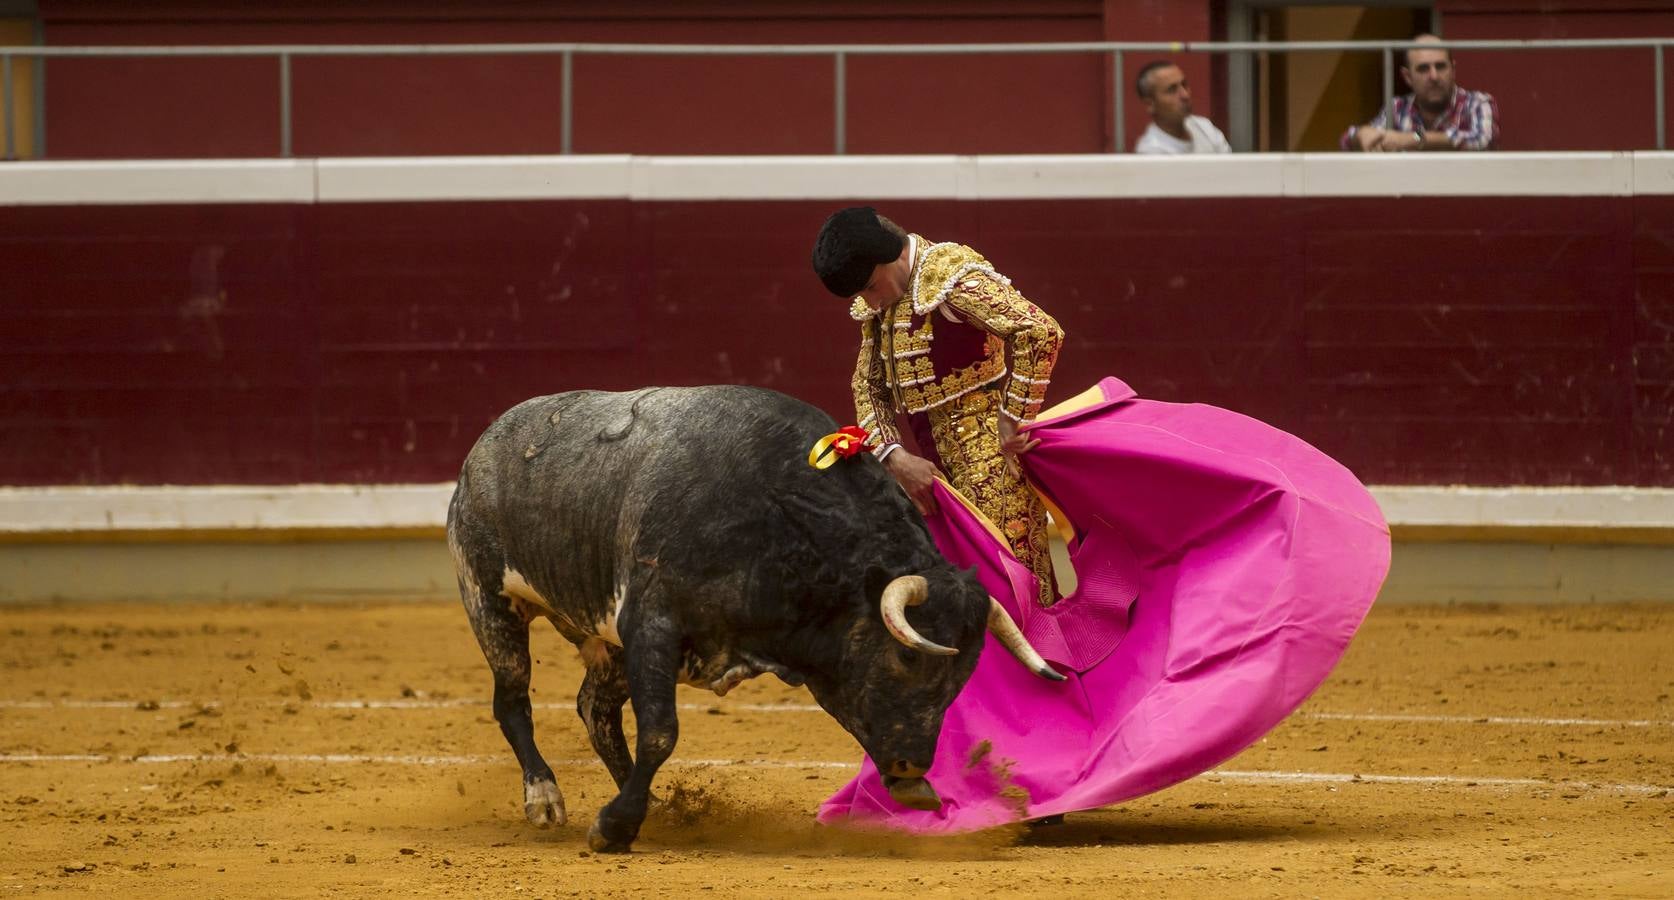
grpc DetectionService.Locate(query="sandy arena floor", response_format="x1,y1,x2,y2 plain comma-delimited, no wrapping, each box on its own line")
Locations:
1,600,1670,898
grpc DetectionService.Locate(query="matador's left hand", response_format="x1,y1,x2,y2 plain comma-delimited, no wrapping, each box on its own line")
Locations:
998,416,1041,478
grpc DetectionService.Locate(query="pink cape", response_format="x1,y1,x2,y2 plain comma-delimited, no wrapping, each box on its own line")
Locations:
818,377,1391,832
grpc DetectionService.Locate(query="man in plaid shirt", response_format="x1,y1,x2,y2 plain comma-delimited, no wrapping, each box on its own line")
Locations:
1342,33,1499,152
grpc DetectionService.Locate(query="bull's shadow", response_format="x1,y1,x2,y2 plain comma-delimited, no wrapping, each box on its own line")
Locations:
1015,808,1365,849
611,780,1015,861
620,782,1356,857
479,790,1353,858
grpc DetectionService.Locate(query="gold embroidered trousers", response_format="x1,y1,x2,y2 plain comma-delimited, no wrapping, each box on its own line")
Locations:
921,388,1057,608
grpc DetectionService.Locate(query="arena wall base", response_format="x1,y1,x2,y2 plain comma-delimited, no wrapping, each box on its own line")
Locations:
1377,540,1674,605
0,538,457,605
3,536,1670,605
2,485,1671,604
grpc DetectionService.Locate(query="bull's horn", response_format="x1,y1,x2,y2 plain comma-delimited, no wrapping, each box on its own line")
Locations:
880,575,957,656
988,599,1067,682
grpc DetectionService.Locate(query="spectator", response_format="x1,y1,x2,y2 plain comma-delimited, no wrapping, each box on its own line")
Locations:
1134,61,1231,155
1343,33,1499,152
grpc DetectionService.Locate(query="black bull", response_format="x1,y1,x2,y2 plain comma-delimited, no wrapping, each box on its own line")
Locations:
447,385,1061,852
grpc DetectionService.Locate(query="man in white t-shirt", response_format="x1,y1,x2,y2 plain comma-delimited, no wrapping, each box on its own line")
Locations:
1133,61,1231,155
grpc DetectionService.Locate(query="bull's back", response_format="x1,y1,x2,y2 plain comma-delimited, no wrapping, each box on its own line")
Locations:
447,386,850,599
456,385,833,507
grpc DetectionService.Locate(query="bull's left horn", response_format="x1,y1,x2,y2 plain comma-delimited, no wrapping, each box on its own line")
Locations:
988,599,1067,681
880,575,957,656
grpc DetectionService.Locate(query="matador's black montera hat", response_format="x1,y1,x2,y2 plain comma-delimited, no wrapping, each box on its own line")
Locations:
811,206,905,297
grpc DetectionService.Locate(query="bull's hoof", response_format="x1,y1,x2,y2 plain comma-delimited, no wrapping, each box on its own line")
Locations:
886,777,943,811
587,817,635,853
523,778,567,828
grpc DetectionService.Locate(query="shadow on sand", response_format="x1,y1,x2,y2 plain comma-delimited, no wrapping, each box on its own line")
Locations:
619,776,1363,859
1016,808,1363,849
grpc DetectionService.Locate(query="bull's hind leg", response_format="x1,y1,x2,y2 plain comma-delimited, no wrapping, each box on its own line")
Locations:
576,648,634,790
459,571,566,828
587,620,681,853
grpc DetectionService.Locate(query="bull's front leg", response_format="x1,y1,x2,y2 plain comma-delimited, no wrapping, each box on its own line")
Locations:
575,648,634,789
587,625,680,853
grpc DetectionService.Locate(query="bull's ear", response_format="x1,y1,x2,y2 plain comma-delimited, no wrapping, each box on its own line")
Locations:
863,565,895,602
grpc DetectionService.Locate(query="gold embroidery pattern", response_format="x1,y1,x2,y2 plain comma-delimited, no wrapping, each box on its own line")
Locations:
848,233,1063,440
851,320,902,450
876,301,1008,415
926,389,1057,608
907,242,987,314
943,271,1063,423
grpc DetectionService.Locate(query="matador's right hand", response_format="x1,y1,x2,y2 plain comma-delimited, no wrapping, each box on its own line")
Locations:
882,450,942,517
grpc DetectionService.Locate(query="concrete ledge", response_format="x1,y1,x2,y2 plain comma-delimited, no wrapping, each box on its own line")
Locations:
0,540,458,604
1374,486,1674,544
9,152,1674,205
0,484,451,540
1299,152,1634,197
317,155,634,202
0,159,316,205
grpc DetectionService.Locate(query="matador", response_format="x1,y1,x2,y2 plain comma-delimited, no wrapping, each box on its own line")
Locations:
811,207,1064,607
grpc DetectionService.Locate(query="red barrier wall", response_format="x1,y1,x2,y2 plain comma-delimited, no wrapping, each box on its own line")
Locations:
28,0,1673,157
36,1,1112,158
1438,1,1674,151
3,194,1670,487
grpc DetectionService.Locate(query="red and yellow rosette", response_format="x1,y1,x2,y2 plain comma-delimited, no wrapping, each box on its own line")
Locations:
808,425,874,470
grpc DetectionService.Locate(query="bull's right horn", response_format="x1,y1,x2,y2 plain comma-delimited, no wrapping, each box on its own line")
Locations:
880,575,957,656
988,599,1067,681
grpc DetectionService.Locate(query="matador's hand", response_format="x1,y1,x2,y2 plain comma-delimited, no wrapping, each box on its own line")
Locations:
998,416,1041,478
882,450,942,517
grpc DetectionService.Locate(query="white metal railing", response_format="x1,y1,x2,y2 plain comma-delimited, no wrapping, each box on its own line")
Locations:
1,38,1670,158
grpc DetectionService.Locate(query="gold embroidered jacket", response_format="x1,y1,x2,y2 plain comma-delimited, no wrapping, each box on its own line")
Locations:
849,236,1063,456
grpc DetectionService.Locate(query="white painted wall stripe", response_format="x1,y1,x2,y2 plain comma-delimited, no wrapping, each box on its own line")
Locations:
634,155,979,201
5,483,1671,537
8,153,1674,205
316,155,635,202
1372,486,1674,530
0,483,452,534
0,159,317,205
1300,152,1635,197
974,154,1299,199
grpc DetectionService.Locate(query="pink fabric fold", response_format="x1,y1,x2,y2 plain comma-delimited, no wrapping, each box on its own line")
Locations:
818,377,1391,833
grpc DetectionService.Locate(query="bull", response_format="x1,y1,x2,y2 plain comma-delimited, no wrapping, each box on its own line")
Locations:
447,385,1061,852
